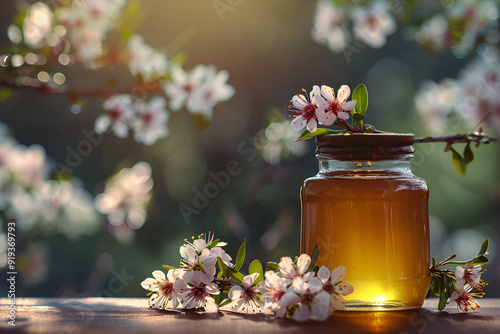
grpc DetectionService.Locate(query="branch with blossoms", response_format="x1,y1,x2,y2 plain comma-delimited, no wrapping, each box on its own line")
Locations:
0,0,235,146
429,239,489,312
289,83,497,175
141,232,354,321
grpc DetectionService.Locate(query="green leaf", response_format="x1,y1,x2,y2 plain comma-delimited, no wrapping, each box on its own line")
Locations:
296,128,342,141
226,268,244,285
477,239,489,257
463,142,474,164
352,113,366,130
217,257,227,277
162,265,176,270
451,147,467,176
432,257,436,266
207,238,220,250
193,114,211,131
438,291,448,311
234,239,246,272
352,84,368,115
266,261,279,271
307,246,319,272
470,255,489,266
248,260,264,285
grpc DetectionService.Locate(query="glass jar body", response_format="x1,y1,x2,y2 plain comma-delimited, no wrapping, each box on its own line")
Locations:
300,157,431,311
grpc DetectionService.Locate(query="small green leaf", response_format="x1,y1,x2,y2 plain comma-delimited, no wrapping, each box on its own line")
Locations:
234,239,246,272
307,246,319,272
162,265,177,270
432,257,436,266
266,261,279,271
352,84,368,115
438,291,448,311
463,142,474,164
207,238,220,250
248,260,264,285
296,128,342,141
352,113,366,130
451,147,467,176
226,268,244,285
470,255,489,266
217,257,227,277
477,239,489,257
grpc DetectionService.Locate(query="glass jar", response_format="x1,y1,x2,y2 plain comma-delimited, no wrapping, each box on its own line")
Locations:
300,133,431,311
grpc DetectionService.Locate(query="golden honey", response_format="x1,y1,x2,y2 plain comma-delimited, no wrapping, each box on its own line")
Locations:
300,134,431,310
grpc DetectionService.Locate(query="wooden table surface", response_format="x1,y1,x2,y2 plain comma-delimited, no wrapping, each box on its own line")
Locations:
1,297,499,334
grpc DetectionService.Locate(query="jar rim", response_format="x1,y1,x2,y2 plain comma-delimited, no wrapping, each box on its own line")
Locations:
315,132,416,160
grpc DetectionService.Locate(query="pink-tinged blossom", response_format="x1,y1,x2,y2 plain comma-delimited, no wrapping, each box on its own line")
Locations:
278,254,315,281
317,265,354,310
288,276,332,322
449,285,481,312
181,276,220,313
315,85,355,126
289,86,321,133
455,262,485,291
163,64,207,112
259,270,289,316
352,1,396,48
126,34,168,81
95,94,134,138
224,273,263,314
179,244,217,285
188,65,235,119
141,270,187,309
132,96,169,145
94,161,153,232
311,0,350,53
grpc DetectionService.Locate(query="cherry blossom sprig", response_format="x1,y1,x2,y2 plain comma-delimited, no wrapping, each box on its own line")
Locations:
289,83,379,141
141,232,354,321
429,239,489,312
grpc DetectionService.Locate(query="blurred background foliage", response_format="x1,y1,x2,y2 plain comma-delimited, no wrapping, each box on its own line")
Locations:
0,0,499,299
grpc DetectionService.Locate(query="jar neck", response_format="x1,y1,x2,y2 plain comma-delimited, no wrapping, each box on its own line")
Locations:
317,154,414,176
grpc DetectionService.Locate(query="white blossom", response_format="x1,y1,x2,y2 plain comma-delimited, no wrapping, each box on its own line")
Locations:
132,96,169,145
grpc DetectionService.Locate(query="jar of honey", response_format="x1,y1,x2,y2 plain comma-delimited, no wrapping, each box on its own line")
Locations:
300,133,431,310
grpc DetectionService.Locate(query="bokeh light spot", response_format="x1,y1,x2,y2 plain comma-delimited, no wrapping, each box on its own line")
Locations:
37,71,50,82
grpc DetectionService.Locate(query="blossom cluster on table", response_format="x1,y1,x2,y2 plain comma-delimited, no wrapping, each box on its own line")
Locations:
141,233,490,321
141,233,354,321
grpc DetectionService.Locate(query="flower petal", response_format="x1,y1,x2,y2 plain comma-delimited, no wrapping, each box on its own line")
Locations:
193,239,207,252
306,118,318,132
337,85,351,102
330,265,346,284
291,116,307,131
280,291,301,308
316,107,337,126
141,277,156,289
204,297,219,313
308,277,324,293
296,254,311,275
152,270,166,281
303,272,315,282
243,273,259,287
337,111,350,120
279,257,296,278
331,293,346,310
317,266,331,282
340,100,356,111
293,305,311,322
205,283,220,295
455,266,465,280
292,94,307,108
228,285,243,300
321,85,335,101
180,245,196,264
291,277,308,294
334,282,354,296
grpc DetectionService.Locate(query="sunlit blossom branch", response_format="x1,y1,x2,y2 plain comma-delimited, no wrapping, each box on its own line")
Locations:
0,78,164,100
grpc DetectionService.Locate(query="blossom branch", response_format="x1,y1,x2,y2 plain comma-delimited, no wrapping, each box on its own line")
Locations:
414,133,497,145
